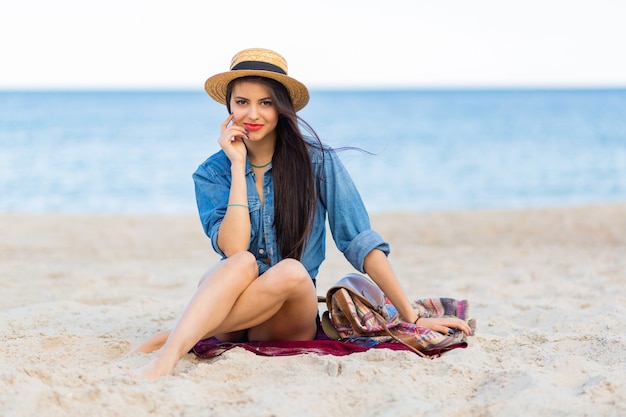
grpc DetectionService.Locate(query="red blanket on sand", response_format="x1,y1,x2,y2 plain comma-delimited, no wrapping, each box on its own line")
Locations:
192,327,467,359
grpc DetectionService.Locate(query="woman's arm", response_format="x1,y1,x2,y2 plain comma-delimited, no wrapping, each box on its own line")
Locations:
364,249,472,335
363,249,418,322
216,161,251,256
215,115,252,256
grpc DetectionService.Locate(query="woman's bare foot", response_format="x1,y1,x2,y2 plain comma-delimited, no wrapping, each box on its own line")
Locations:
128,350,179,380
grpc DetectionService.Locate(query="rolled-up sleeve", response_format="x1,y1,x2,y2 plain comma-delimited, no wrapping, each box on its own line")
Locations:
343,229,390,272
317,147,390,272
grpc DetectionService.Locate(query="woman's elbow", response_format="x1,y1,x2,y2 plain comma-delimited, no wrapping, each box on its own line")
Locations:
218,236,250,258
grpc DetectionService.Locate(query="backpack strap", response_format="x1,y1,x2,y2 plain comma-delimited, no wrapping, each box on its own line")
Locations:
323,273,435,358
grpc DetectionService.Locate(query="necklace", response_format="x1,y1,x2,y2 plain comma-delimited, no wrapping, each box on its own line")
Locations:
251,161,271,169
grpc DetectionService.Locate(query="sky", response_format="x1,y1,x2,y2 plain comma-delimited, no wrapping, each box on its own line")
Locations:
2,0,626,90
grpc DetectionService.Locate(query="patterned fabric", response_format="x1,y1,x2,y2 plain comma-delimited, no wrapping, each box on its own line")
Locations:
191,327,467,359
328,283,476,357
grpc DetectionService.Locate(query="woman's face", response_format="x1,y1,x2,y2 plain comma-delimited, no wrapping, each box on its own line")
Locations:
229,80,279,143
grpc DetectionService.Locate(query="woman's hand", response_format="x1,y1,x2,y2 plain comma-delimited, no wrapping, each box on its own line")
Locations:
416,316,473,336
218,114,248,166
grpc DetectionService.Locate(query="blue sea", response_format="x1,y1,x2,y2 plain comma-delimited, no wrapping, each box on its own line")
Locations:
1,89,625,214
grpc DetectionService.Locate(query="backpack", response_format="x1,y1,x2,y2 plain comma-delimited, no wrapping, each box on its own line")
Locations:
320,273,474,357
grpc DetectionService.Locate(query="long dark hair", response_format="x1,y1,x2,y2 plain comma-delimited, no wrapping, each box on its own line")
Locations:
226,76,323,260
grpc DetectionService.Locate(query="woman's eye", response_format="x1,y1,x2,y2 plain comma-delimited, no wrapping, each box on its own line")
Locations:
261,100,273,106
235,99,247,105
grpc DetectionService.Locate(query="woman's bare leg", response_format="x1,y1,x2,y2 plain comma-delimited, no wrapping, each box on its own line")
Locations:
130,253,318,379
214,258,318,342
130,330,171,354
129,251,258,379
128,257,250,355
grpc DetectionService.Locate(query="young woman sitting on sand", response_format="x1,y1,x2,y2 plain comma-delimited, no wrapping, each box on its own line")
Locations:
130,48,472,379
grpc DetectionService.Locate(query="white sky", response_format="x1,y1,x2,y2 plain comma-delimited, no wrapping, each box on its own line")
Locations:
2,0,626,89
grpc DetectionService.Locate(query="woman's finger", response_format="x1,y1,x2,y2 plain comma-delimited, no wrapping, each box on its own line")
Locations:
221,114,234,132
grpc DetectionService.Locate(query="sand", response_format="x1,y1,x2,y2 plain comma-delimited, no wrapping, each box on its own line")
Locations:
1,204,625,416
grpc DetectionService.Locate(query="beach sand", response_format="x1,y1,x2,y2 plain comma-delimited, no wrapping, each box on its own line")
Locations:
1,204,625,416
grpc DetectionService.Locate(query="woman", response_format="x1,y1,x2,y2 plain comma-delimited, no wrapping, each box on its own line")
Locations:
130,48,471,379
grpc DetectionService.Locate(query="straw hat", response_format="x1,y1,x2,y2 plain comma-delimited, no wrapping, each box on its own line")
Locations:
204,48,310,112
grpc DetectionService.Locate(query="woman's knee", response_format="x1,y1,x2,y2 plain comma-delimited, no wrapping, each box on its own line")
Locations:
272,259,313,292
226,251,258,275
199,250,258,286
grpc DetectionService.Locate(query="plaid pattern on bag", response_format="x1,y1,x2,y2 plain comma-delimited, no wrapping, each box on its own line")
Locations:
323,273,475,357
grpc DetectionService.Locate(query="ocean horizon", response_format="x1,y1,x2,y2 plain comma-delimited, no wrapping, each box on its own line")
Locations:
1,88,625,214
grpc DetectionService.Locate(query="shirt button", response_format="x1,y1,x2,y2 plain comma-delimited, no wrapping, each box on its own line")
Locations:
259,248,265,255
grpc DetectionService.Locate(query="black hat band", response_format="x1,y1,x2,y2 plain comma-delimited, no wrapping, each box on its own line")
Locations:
231,61,287,75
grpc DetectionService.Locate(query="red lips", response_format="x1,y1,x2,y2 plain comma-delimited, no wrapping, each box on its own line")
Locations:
244,123,263,131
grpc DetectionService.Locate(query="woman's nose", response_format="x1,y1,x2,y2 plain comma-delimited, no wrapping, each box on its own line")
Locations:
247,104,259,120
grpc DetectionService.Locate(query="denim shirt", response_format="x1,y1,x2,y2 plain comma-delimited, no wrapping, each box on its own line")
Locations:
192,143,390,283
